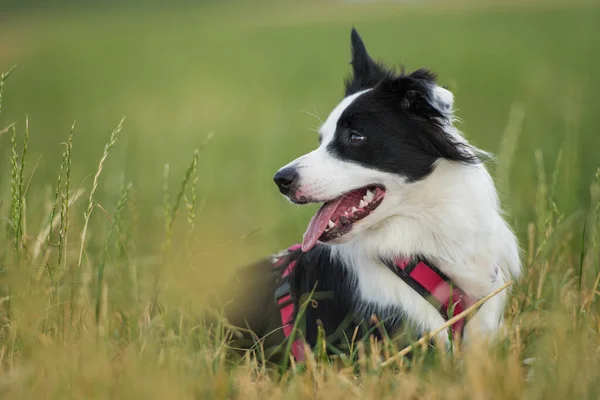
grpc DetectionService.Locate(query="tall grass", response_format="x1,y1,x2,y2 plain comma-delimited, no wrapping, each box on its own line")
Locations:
1,54,600,400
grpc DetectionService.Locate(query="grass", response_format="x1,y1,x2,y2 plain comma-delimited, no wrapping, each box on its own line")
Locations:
0,0,600,398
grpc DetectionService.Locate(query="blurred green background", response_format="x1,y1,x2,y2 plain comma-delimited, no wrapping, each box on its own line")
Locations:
1,0,599,280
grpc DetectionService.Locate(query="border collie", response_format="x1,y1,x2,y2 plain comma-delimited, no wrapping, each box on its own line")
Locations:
215,28,521,361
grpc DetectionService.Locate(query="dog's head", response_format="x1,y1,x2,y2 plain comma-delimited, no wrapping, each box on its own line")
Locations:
274,28,482,252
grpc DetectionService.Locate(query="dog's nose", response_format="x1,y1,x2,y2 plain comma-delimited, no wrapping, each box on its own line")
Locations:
273,167,298,195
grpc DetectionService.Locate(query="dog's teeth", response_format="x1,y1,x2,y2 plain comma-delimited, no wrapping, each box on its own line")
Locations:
351,207,358,213
359,200,367,208
344,211,349,216
328,220,335,229
365,190,374,202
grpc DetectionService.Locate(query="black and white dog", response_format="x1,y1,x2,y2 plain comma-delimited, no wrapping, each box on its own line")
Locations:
216,28,520,361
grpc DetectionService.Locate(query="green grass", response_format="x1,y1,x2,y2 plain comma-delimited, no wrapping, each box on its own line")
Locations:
0,1,600,398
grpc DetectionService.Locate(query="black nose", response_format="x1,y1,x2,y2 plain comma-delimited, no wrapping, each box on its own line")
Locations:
273,167,298,195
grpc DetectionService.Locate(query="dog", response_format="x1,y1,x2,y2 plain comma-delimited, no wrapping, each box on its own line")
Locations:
213,28,521,362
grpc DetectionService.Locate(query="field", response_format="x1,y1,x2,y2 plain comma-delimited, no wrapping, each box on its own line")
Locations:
0,1,600,398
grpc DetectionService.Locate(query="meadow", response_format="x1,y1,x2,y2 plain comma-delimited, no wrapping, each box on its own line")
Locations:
0,1,599,398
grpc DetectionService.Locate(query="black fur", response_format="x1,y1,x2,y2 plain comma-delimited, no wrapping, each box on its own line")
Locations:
288,246,407,350
215,245,409,362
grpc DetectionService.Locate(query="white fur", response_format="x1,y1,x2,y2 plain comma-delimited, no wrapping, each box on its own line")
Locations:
432,86,454,115
276,87,521,344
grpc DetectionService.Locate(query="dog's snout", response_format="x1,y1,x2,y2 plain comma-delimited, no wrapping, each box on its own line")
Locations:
273,167,299,195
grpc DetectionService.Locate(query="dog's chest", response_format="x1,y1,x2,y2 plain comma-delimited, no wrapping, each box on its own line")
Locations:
343,257,448,334
291,245,449,342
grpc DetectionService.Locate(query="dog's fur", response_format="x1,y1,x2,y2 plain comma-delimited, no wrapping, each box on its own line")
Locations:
214,29,520,359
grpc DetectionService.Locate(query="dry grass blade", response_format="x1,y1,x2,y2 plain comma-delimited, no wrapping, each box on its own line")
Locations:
381,280,513,368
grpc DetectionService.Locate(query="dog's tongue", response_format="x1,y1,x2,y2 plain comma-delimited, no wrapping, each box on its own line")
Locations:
301,197,344,252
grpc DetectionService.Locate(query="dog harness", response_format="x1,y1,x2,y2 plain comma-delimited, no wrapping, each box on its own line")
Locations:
380,256,477,339
272,244,305,361
272,245,476,362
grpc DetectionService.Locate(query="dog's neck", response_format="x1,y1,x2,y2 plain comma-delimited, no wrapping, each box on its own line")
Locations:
327,160,519,336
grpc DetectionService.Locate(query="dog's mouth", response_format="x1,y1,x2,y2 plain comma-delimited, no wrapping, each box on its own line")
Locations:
301,186,385,252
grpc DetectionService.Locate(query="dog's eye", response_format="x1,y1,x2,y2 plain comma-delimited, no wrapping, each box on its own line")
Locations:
348,131,365,145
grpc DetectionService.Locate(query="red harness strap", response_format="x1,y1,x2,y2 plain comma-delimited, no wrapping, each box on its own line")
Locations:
273,246,476,362
386,257,477,340
272,244,305,361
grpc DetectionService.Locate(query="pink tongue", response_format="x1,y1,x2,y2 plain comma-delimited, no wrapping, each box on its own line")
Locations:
301,197,344,252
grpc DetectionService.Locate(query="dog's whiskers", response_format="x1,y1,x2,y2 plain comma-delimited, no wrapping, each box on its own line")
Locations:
301,106,323,125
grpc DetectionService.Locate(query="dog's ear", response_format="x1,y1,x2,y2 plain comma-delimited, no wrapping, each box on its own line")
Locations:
380,72,480,164
344,28,391,96
349,28,375,83
381,69,454,122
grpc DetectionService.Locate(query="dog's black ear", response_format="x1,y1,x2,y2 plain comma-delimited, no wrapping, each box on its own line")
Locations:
349,28,374,82
344,28,391,96
380,72,481,164
381,69,449,122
